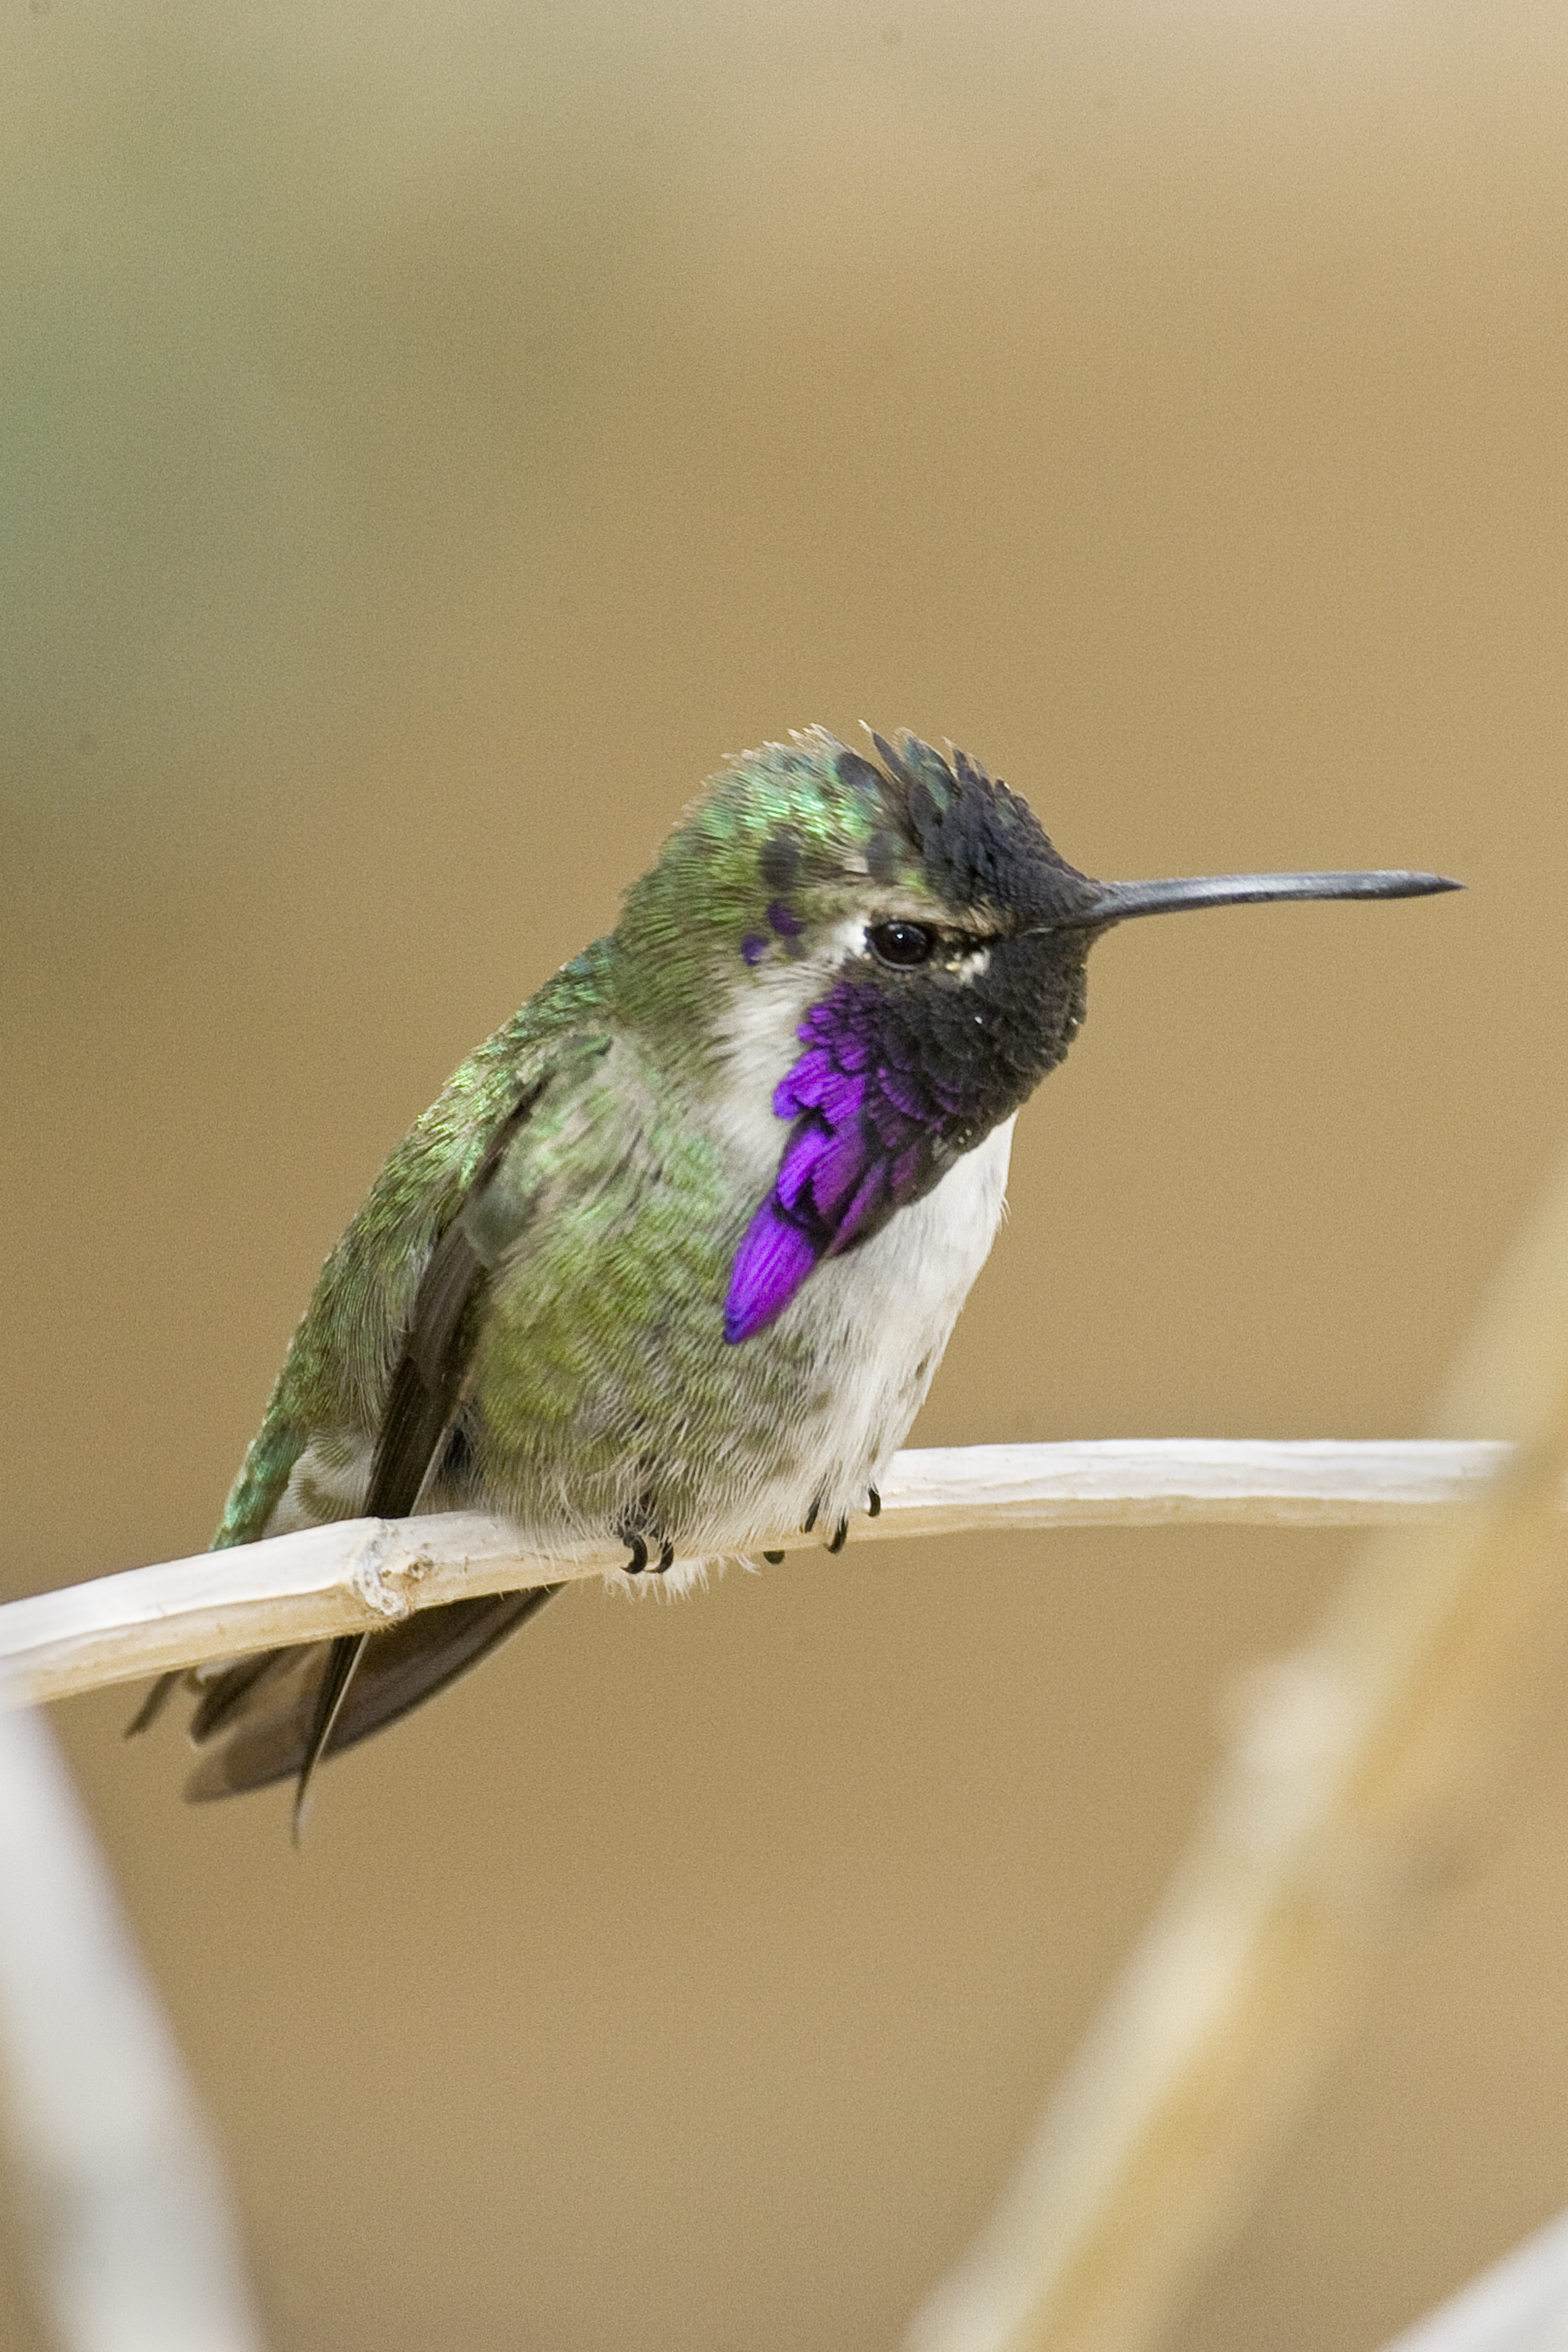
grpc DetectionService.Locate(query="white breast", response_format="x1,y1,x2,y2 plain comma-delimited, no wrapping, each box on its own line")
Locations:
698,1115,1016,1560
800,1112,1015,1465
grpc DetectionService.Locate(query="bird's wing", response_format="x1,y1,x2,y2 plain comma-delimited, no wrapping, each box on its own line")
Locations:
178,1035,609,1812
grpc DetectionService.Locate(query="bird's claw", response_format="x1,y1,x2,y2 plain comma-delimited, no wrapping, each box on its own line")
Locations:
798,1489,874,1554
618,1511,674,1576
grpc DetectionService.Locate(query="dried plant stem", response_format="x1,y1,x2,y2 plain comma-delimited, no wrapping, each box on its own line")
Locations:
0,1699,268,2352
0,1439,1520,1711
903,1152,1568,2352
1377,2205,1568,2351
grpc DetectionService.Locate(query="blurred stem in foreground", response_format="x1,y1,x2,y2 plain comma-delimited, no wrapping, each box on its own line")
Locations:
0,1700,268,2352
1378,2206,1568,2351
905,1139,1568,2352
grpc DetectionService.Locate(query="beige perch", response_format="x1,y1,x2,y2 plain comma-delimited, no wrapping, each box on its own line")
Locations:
0,1437,1520,1712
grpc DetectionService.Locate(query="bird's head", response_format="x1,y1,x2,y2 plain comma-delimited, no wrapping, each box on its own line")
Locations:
614,729,1456,1341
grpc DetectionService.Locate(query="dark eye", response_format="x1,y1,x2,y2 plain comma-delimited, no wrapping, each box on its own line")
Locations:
867,919,937,969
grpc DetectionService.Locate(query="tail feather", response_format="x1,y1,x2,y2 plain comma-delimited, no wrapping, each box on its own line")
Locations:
182,1588,562,1802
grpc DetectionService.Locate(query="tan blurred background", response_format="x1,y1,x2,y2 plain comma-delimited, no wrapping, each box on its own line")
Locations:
2,3,1565,2347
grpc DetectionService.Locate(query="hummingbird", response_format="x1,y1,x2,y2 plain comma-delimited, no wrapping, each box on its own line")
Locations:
132,729,1456,1815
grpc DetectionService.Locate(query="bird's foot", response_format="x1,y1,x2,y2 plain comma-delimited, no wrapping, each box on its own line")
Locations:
799,1489,862,1554
617,1503,674,1576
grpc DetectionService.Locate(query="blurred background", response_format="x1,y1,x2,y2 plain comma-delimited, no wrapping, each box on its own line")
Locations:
2,3,1565,2347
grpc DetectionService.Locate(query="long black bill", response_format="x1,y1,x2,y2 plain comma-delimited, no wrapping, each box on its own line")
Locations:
1056,869,1460,928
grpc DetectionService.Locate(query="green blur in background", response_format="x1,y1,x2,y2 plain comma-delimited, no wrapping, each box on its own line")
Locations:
2,5,1565,2349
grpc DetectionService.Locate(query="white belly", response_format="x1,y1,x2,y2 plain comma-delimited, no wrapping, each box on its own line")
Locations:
699,1115,1016,1562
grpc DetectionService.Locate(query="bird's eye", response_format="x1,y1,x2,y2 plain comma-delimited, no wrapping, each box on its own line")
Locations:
867,920,937,969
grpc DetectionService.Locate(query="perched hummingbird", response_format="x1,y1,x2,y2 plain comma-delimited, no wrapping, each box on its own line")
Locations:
134,729,1456,1812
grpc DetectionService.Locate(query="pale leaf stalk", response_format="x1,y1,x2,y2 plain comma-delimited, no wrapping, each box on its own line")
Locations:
0,1439,1523,1710
1377,2205,1568,2352
0,1698,269,2352
903,1146,1568,2352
